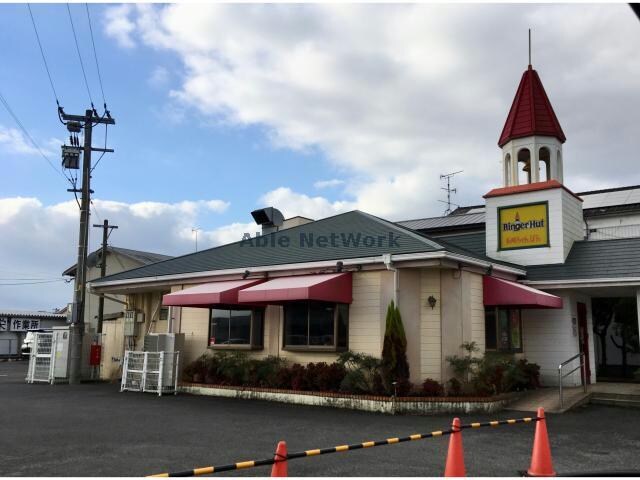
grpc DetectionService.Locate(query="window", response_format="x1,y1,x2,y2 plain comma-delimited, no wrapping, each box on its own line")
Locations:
283,301,349,351
209,307,264,349
484,307,522,353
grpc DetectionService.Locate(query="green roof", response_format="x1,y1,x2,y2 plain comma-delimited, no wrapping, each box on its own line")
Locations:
93,210,505,284
435,231,640,282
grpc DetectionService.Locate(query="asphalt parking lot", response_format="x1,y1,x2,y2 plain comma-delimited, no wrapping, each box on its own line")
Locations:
1,361,639,477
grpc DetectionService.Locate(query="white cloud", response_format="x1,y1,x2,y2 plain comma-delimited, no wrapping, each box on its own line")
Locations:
104,4,137,48
104,4,640,220
0,196,231,310
0,125,40,156
148,66,170,88
314,179,344,189
260,187,354,220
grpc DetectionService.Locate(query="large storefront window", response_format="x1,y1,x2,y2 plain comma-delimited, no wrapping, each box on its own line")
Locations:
485,307,522,353
209,308,264,349
283,301,348,351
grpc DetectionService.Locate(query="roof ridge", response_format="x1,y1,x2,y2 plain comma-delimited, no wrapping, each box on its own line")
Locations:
356,211,447,250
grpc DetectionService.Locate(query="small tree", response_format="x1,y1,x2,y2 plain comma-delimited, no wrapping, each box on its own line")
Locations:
381,300,410,394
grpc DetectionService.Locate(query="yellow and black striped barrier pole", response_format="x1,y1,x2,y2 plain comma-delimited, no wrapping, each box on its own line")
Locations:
149,416,540,477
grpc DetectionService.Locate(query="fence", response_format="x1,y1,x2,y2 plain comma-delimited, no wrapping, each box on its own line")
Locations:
121,351,180,396
148,409,555,477
26,332,53,383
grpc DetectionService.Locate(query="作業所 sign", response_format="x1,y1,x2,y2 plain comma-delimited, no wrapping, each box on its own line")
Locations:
498,202,549,250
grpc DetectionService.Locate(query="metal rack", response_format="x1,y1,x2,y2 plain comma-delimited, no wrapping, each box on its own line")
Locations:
121,351,180,396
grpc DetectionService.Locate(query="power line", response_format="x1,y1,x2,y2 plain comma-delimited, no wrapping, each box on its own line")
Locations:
90,122,108,173
84,3,106,109
66,3,94,107
27,4,60,107
0,279,67,286
0,90,74,185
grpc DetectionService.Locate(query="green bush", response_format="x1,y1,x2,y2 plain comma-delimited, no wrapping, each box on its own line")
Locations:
447,345,541,396
337,351,384,394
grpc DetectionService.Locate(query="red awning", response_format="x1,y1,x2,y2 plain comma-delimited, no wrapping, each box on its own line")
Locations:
483,276,562,309
238,273,352,304
162,279,264,307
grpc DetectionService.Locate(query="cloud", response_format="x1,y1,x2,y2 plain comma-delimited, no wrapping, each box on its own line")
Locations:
0,125,41,156
104,4,137,48
260,187,354,220
0,196,231,310
104,4,640,220
148,66,170,88
314,179,344,189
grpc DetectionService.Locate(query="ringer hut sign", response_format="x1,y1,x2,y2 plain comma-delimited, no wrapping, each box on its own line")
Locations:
498,202,549,250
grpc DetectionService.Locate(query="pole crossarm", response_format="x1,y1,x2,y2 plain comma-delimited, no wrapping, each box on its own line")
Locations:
148,416,540,477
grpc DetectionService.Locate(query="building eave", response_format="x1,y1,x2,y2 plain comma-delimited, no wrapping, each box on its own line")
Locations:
89,251,525,293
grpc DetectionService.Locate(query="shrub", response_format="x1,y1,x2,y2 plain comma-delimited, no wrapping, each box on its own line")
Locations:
421,378,444,397
381,301,410,394
306,362,346,392
337,351,384,394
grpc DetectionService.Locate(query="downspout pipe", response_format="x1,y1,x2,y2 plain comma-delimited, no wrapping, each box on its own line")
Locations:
383,253,398,306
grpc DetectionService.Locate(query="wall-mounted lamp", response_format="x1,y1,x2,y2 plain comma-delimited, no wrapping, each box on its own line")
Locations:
242,270,250,279
336,261,344,272
427,295,437,309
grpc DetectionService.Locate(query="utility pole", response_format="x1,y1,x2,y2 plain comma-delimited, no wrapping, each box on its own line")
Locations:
439,170,463,215
62,108,115,384
93,219,118,335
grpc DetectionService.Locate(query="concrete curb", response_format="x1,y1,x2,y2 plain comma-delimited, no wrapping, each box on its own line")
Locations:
180,383,518,414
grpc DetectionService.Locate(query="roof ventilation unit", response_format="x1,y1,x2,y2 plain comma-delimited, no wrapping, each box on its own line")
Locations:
251,207,285,235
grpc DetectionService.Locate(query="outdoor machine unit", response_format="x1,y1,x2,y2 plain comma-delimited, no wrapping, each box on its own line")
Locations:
25,326,71,384
143,333,185,353
120,333,184,396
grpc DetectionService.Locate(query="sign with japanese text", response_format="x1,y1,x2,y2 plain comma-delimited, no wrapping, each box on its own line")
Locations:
0,317,40,332
498,202,549,250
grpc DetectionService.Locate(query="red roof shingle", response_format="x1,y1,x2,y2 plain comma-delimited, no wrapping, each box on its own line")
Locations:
498,66,566,147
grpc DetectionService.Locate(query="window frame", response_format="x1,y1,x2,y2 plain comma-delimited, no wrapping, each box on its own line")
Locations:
484,307,523,353
207,306,264,351
282,301,349,352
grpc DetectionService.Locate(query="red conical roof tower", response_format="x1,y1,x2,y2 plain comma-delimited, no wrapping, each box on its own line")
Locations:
498,65,566,147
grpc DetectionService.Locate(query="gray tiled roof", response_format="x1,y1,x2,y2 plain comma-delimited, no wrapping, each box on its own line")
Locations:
525,238,640,281
396,212,485,231
431,232,487,258
433,231,640,282
93,211,505,284
63,247,173,277
0,310,66,320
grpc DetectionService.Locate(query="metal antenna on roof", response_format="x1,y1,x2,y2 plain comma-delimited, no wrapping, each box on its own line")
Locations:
439,170,463,216
528,28,532,67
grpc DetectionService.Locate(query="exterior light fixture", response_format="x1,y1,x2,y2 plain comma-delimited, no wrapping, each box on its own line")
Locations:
336,261,344,272
242,270,250,279
427,295,437,309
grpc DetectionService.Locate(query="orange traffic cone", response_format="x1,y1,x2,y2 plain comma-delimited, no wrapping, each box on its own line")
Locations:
527,407,556,477
270,440,288,477
444,417,466,477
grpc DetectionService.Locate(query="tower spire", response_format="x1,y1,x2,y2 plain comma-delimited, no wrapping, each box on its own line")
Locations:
528,28,532,67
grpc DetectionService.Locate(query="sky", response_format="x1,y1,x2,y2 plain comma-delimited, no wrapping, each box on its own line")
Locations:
0,3,639,311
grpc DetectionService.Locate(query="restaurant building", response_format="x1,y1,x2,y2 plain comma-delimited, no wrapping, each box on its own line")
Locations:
91,62,640,387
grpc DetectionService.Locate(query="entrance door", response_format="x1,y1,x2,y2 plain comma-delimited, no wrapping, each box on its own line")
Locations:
577,302,591,384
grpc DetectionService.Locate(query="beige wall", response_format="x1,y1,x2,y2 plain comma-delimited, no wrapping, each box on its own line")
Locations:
439,269,485,381
125,267,483,386
172,270,391,367
420,268,442,382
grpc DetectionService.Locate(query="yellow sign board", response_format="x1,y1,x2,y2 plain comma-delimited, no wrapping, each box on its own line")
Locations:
498,202,549,250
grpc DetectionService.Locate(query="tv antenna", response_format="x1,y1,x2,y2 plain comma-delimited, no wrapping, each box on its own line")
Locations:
439,170,463,215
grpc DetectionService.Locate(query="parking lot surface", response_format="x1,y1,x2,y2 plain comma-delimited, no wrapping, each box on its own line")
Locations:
1,361,639,477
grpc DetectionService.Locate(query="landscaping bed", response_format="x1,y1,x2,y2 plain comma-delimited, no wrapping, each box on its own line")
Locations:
179,382,520,414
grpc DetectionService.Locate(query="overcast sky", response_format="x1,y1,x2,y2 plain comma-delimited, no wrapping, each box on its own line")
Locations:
1,3,639,310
